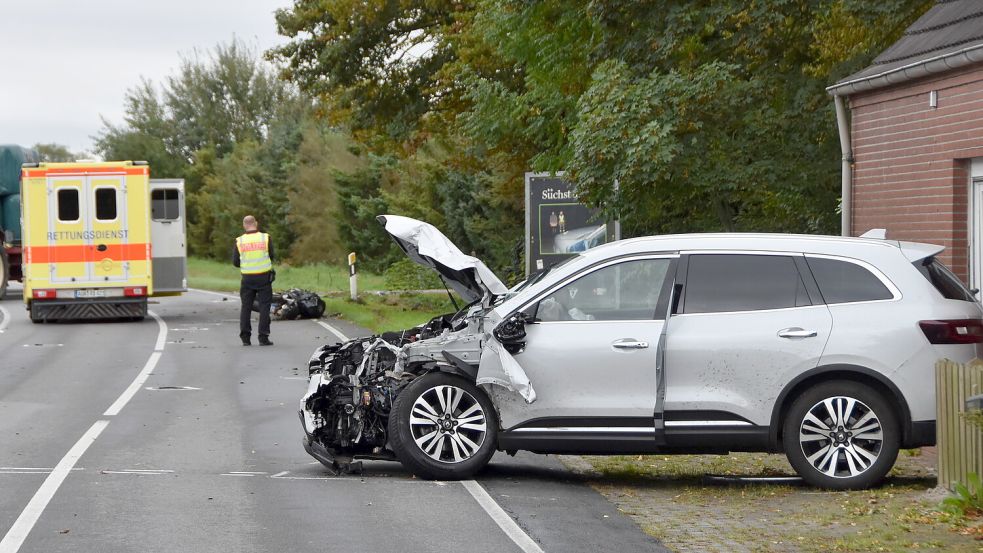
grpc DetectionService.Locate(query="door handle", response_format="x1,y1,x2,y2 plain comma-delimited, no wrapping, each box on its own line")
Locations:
777,327,818,339
612,339,649,350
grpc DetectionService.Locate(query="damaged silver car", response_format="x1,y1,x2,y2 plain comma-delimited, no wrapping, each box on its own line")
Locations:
301,215,980,489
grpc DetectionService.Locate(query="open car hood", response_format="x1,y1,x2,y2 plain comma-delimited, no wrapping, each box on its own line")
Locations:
377,215,509,304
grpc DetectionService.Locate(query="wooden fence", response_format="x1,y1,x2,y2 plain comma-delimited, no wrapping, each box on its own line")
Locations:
937,359,983,490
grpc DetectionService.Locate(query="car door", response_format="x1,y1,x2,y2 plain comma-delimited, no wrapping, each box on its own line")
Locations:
494,255,677,438
664,252,832,429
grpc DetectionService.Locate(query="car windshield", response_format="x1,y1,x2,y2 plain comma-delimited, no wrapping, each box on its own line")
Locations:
496,254,582,304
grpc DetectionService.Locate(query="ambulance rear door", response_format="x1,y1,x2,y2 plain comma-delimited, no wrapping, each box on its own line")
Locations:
149,179,187,294
46,171,130,285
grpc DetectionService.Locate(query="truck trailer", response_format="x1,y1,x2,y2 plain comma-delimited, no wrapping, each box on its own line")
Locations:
19,160,186,322
0,145,40,299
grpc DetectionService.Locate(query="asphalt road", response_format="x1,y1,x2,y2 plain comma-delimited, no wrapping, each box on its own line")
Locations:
0,286,667,553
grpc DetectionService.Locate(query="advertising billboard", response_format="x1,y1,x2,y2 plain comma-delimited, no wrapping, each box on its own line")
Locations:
525,172,617,276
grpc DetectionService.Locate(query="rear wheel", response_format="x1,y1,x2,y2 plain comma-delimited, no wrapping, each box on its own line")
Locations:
389,372,497,480
0,248,8,300
783,381,899,490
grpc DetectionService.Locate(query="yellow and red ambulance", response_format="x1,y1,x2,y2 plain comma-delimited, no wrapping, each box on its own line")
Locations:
20,161,186,323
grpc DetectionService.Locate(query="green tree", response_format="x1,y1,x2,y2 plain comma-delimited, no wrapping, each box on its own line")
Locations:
33,143,78,162
269,0,469,149
272,0,933,275
334,155,398,273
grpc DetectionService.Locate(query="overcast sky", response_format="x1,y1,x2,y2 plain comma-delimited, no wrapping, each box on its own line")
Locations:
0,0,291,155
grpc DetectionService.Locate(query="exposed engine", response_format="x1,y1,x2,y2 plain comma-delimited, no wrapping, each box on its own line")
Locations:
301,311,463,473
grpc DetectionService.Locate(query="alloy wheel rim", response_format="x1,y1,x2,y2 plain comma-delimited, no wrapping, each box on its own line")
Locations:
409,385,487,464
799,396,883,479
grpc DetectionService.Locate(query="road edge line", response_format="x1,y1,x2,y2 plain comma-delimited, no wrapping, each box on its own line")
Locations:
189,287,239,301
0,304,9,333
104,310,167,416
0,420,110,553
461,480,544,553
313,319,350,343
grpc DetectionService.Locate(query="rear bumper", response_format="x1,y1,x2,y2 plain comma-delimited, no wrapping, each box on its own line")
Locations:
905,420,936,448
30,297,147,321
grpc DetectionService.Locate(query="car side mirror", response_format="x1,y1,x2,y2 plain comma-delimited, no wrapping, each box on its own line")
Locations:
494,311,533,354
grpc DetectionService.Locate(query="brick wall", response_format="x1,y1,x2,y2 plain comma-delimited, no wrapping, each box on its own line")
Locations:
849,65,983,282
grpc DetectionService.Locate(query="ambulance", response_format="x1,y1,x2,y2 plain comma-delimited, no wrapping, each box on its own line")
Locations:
20,161,187,323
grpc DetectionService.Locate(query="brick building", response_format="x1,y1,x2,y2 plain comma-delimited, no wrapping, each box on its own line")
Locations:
828,0,983,287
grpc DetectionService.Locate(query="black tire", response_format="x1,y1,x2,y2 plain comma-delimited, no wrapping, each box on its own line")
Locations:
0,248,8,301
783,380,899,490
389,371,498,480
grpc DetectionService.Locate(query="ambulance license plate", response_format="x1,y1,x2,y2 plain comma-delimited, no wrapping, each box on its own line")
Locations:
75,289,106,299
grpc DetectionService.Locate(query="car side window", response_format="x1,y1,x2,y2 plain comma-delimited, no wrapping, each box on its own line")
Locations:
683,254,810,314
805,257,894,304
535,258,671,322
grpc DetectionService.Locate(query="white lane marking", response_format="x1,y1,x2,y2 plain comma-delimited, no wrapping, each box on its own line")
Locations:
0,468,84,475
270,471,289,478
220,471,268,477
461,480,544,553
190,288,239,301
0,420,109,553
100,469,174,475
103,310,167,417
21,344,63,348
313,319,350,342
1,310,168,552
0,305,10,333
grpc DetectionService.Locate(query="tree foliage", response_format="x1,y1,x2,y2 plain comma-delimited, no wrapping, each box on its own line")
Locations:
100,2,935,279
33,143,79,162
96,40,363,264
269,0,932,277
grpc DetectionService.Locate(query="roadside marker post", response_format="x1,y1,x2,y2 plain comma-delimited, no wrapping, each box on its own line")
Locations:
348,252,357,301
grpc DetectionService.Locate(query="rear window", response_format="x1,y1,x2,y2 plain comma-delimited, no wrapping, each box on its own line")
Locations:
57,189,79,222
806,257,894,304
915,257,976,301
94,188,117,221
151,188,181,221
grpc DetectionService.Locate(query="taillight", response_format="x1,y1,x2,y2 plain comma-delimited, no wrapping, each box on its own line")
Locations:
919,319,983,344
32,289,56,299
124,286,146,297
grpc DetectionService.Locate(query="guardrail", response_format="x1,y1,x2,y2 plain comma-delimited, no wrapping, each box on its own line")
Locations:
937,359,983,490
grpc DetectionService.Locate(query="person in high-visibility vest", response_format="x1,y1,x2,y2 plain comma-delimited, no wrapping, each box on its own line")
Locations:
233,215,275,346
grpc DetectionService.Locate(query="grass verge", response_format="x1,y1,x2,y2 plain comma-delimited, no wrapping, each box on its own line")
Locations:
323,294,455,334
189,257,454,334
568,451,981,552
188,256,388,293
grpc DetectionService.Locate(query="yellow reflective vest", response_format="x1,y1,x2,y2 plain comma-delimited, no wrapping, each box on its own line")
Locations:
236,232,272,275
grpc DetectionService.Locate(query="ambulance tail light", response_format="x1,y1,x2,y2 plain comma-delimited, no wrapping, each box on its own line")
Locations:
124,286,147,297
32,289,57,299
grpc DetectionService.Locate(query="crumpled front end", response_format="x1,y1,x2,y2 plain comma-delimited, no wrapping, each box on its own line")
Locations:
300,305,539,472
300,338,409,473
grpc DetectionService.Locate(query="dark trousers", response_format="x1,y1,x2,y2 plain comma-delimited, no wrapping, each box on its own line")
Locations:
240,272,273,338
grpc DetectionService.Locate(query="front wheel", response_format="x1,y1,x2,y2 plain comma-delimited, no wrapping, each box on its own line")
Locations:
389,372,498,480
783,381,899,490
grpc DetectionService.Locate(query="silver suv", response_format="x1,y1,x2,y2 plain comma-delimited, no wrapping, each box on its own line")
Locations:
300,216,982,489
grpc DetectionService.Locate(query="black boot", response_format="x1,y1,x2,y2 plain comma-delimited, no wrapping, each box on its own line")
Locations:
259,336,273,346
